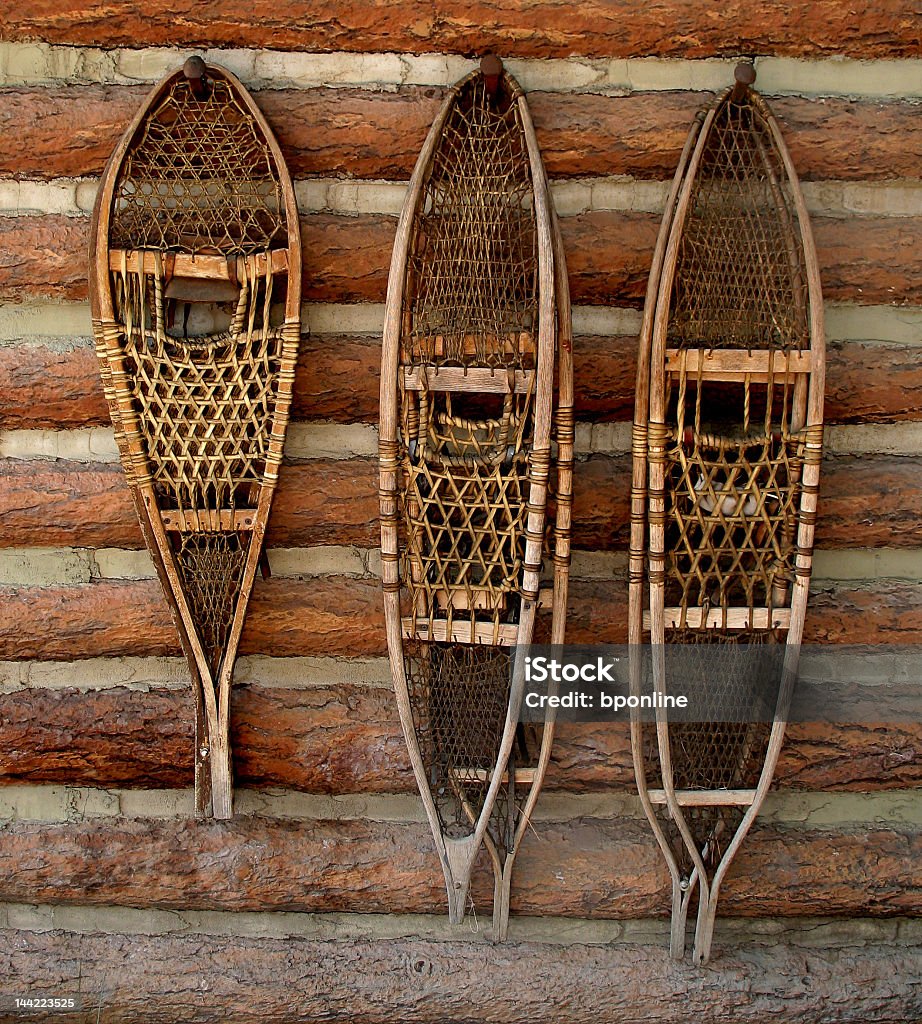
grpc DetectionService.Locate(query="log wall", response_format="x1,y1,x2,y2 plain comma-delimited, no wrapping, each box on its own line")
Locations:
0,6,921,1021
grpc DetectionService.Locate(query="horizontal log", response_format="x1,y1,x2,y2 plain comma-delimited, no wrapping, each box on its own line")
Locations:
2,930,920,1024
0,577,919,661
627,450,922,552
561,211,922,308
1,1,916,57
3,453,921,553
0,684,917,793
0,684,413,793
0,813,918,919
2,86,920,182
0,457,381,549
1,210,919,306
0,212,396,304
0,576,386,660
8,337,922,431
0,214,87,302
0,340,105,429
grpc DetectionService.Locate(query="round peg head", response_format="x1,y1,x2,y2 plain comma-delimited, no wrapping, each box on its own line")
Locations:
480,54,503,78
730,61,756,101
734,62,757,87
183,55,207,81
183,55,209,99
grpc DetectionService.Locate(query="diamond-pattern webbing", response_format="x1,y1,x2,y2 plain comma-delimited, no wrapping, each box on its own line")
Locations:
111,75,285,255
669,93,808,352
663,430,806,612
404,74,537,370
111,264,287,514
174,531,248,678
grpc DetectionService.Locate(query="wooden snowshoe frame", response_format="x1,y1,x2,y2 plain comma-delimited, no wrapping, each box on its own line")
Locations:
89,58,301,819
629,65,825,964
379,57,573,941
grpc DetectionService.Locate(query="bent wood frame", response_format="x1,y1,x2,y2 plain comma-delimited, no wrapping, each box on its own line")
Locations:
89,62,302,819
379,64,571,940
629,74,825,964
483,206,573,941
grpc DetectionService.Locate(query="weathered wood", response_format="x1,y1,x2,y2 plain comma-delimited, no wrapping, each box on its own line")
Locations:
0,213,396,303
1,1,917,57
0,685,918,793
0,214,87,300
825,341,922,425
533,92,922,185
159,509,257,532
2,454,922,552
377,65,568,937
0,86,438,180
2,87,921,182
647,789,756,806
567,579,922,646
1,211,920,306
561,211,922,307
2,927,920,1024
0,578,919,660
0,577,386,659
0,814,918,918
0,343,105,429
0,685,414,792
0,457,381,549
91,59,304,821
8,337,922,431
664,348,813,379
804,582,922,643
642,608,791,630
402,365,535,394
402,619,520,645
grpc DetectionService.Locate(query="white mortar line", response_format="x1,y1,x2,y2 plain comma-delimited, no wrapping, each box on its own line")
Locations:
550,548,922,584
0,655,392,694
1,44,920,98
825,422,922,457
0,901,910,948
5,545,922,592
0,301,391,341
0,422,380,461
301,302,386,335
4,419,922,462
6,631,922,699
86,545,382,582
0,301,93,338
1,783,919,828
4,176,922,221
4,540,922,593
824,305,922,346
0,547,95,587
0,301,919,345
812,550,922,583
0,426,119,461
571,307,643,336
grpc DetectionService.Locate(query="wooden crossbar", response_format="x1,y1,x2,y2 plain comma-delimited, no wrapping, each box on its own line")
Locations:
403,366,535,393
665,348,812,382
160,509,257,532
402,617,519,645
647,789,756,807
109,247,289,281
642,607,791,630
